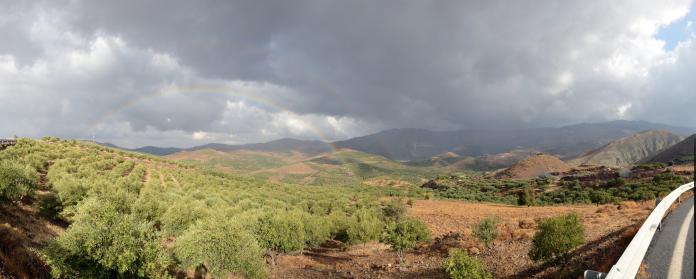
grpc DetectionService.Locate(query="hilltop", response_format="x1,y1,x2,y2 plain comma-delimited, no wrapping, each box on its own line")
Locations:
570,130,682,167
495,154,570,179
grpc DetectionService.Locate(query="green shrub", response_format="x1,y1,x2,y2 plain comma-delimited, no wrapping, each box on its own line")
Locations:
517,187,535,206
161,202,208,237
382,218,431,263
0,160,38,201
51,177,89,207
381,199,407,221
256,211,306,252
326,210,351,242
529,213,585,262
302,214,333,247
174,217,267,279
38,192,63,220
346,209,384,244
442,249,492,279
473,216,499,247
43,198,171,278
590,190,614,204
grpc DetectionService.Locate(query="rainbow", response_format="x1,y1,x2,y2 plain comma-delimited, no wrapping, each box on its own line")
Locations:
84,83,341,153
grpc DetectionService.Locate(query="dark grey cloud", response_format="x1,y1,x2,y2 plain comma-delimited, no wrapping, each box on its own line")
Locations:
0,0,694,147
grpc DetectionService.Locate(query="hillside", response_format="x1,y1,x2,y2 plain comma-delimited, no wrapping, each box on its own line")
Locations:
409,149,541,171
570,130,682,167
495,154,570,179
167,147,440,186
0,138,394,278
647,134,695,165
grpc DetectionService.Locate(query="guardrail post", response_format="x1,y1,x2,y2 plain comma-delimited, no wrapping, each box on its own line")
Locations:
584,270,607,279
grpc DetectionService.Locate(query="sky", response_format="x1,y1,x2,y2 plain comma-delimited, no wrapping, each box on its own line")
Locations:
0,0,695,148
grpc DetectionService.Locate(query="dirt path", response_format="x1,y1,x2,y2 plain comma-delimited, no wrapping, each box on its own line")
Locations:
157,166,167,187
0,160,66,279
144,166,152,184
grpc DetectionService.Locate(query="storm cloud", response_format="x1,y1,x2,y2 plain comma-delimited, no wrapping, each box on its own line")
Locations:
0,0,694,147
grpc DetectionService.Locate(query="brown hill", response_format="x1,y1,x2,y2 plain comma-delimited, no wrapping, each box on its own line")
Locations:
646,134,695,165
495,154,570,179
570,130,682,167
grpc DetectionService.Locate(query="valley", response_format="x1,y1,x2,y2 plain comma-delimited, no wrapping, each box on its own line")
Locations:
1,123,694,278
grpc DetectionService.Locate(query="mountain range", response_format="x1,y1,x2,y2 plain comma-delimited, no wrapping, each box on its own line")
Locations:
108,120,694,160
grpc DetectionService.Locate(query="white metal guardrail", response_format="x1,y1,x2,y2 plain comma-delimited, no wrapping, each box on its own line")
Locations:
585,181,694,279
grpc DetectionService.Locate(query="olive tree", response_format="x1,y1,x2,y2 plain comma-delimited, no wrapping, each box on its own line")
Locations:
442,249,492,279
43,198,171,278
346,209,384,245
175,217,267,279
0,160,38,201
381,217,431,263
529,213,585,262
473,216,499,247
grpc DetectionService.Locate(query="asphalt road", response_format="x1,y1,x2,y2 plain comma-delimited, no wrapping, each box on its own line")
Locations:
644,196,694,279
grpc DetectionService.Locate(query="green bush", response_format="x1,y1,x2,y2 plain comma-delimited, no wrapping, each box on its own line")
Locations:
42,198,170,278
517,187,535,206
161,202,208,237
38,192,63,220
256,211,306,252
381,218,431,263
442,249,492,279
174,217,267,279
346,209,384,244
529,213,585,262
590,190,615,204
301,214,333,247
381,199,407,221
0,160,38,201
51,176,89,208
473,216,499,247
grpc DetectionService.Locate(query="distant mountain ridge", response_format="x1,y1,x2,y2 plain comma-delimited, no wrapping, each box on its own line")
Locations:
570,130,683,167
103,120,695,160
647,134,695,165
333,120,694,161
103,138,333,156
